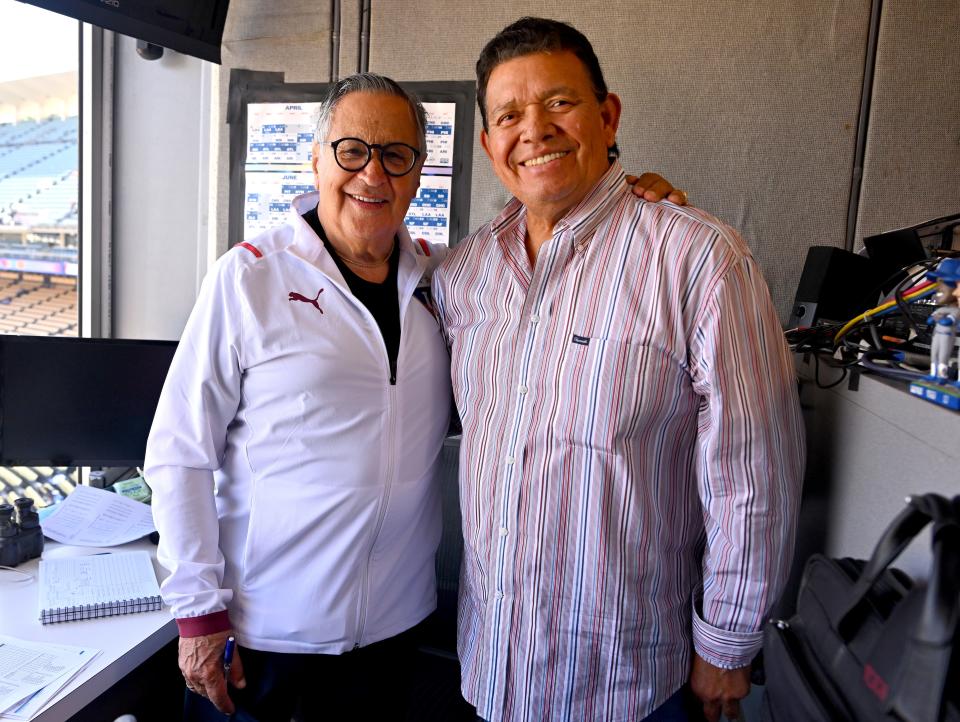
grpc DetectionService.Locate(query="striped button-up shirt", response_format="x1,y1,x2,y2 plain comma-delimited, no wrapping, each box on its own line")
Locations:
432,163,804,722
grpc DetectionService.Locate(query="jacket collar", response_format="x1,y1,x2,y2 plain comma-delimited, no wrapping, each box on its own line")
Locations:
286,191,428,293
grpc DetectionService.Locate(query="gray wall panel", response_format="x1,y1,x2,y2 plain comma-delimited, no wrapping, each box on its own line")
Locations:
369,0,871,321
798,361,960,580
855,0,960,245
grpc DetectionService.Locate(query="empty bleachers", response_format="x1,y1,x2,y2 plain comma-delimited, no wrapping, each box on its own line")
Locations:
0,116,78,227
0,272,77,336
13,171,77,225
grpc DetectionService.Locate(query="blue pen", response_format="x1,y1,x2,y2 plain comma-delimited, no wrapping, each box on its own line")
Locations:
223,635,236,677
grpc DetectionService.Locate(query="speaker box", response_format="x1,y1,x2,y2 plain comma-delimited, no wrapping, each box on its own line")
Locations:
788,246,879,329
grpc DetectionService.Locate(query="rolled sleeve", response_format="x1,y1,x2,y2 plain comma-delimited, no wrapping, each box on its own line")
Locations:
692,607,764,669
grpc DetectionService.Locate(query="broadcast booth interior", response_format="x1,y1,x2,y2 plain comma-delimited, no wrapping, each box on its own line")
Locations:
0,1,957,721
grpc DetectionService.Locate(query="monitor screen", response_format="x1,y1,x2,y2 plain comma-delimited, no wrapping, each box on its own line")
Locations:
19,0,231,64
0,335,177,466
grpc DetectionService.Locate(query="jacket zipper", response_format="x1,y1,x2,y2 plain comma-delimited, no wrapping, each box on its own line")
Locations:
355,254,420,645
355,381,398,647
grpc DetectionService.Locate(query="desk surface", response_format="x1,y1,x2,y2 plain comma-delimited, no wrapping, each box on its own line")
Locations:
0,539,177,722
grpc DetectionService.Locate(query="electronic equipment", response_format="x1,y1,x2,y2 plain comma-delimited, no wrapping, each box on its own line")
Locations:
863,213,960,293
18,0,230,64
0,335,177,466
788,246,880,328
0,498,43,567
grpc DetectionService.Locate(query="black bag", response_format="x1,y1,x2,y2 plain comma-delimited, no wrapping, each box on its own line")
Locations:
763,493,960,722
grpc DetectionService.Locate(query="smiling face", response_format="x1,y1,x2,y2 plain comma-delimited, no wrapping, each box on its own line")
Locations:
312,91,423,251
480,50,621,227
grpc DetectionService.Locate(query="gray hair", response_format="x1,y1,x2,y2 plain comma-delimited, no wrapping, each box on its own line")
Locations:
314,73,427,152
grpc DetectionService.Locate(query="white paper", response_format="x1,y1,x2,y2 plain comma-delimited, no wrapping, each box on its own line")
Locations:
243,103,320,242
39,485,155,547
0,643,47,714
246,102,319,167
244,170,316,240
422,102,456,167
0,643,100,720
0,637,98,717
404,175,453,246
242,100,459,245
38,551,160,614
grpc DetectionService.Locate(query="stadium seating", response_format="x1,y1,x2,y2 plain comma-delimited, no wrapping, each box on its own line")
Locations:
0,272,77,336
0,464,76,507
0,116,78,227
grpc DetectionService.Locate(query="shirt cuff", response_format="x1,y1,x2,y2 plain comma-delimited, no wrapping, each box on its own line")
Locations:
176,610,232,637
691,609,763,669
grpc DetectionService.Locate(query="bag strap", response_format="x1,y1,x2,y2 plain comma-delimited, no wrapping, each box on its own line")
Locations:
917,518,960,645
888,509,960,722
835,494,960,722
836,493,957,639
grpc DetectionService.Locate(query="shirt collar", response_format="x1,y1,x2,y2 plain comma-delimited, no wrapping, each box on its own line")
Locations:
490,162,629,254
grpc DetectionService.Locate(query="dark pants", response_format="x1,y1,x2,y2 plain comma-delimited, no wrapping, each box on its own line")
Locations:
644,686,697,722
183,624,420,722
474,687,706,722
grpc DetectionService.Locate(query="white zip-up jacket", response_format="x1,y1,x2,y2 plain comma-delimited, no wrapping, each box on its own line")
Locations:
145,192,451,654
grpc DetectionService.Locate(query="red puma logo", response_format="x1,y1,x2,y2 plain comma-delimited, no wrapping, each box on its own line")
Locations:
288,288,324,313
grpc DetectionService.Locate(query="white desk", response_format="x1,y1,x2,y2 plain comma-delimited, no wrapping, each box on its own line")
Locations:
0,539,177,722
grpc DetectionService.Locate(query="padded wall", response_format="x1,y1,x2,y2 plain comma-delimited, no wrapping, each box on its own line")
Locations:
854,0,960,245
369,0,872,320
212,1,336,257
211,2,959,320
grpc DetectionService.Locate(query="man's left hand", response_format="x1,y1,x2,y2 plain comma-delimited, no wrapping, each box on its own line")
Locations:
690,653,751,722
626,172,688,205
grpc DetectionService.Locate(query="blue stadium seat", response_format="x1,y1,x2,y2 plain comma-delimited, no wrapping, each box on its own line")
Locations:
0,118,77,227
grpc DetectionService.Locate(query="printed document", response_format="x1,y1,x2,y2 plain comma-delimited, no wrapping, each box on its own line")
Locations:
0,637,99,719
39,485,155,547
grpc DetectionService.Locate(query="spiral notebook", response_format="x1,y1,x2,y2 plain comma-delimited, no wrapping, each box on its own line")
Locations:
38,550,163,624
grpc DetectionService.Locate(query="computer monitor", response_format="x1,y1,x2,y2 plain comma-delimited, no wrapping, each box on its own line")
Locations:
19,0,230,64
0,335,177,466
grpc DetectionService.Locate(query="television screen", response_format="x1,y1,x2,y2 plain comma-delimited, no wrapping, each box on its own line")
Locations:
19,0,230,64
0,335,177,466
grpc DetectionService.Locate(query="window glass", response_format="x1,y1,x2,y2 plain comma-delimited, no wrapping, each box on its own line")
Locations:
0,0,79,510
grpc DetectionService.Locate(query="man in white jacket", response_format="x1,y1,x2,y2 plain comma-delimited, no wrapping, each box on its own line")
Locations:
146,74,453,720
146,72,680,720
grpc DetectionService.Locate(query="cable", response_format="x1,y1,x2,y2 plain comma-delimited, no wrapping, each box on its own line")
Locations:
833,281,938,345
811,350,850,389
0,566,34,583
858,356,928,381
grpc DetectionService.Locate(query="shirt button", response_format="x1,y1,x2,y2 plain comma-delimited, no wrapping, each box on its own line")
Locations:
530,314,540,323
505,456,515,465
499,527,508,537
518,384,527,394
494,591,504,600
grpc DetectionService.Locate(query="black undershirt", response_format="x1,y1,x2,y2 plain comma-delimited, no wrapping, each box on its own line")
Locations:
302,206,401,384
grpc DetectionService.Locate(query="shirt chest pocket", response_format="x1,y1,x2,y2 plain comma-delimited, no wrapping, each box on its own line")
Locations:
549,337,689,453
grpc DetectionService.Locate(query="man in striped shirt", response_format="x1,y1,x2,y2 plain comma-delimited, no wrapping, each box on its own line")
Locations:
432,18,805,722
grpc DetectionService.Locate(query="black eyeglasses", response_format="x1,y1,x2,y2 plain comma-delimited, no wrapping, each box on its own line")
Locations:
328,137,422,177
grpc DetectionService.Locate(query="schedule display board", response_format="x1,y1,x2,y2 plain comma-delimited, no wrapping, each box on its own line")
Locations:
228,70,475,248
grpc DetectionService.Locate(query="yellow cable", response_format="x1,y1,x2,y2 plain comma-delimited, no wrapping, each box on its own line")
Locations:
833,283,937,345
